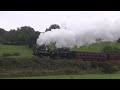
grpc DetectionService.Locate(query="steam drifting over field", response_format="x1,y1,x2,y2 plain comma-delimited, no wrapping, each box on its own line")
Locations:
37,18,120,48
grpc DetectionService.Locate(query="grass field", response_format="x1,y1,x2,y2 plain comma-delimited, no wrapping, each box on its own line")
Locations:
2,74,120,79
0,44,33,58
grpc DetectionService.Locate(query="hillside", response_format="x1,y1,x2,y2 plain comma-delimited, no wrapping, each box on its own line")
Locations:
71,42,120,52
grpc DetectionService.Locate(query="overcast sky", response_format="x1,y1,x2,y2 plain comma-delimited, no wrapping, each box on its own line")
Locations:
1,11,120,32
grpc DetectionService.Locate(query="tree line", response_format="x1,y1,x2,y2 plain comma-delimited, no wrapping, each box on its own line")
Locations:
0,24,60,48
0,26,40,48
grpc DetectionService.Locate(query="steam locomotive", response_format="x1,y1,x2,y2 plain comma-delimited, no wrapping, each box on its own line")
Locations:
33,45,120,61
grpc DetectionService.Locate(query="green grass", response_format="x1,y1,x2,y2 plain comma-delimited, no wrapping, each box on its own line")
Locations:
2,74,120,79
71,42,120,52
0,44,33,58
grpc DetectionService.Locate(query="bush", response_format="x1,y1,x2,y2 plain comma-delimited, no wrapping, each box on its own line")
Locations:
97,62,119,73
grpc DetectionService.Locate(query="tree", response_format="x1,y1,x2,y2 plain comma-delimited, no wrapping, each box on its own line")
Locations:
3,29,18,45
96,38,103,43
17,26,39,47
0,28,6,36
0,28,7,43
3,26,40,48
49,24,60,29
35,31,41,38
117,38,120,43
45,24,60,32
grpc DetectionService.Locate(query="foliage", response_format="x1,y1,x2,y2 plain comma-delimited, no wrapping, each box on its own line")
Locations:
2,26,40,48
0,57,120,77
45,24,60,32
99,62,119,73
0,28,6,36
0,28,7,43
117,38,120,43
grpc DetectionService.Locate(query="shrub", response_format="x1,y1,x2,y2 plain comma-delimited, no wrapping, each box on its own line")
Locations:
98,62,119,73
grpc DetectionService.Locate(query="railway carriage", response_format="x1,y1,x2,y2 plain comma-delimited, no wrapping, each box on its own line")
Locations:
109,53,120,61
75,52,107,61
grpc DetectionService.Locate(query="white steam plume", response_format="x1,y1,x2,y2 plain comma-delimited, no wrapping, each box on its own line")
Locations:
37,18,120,48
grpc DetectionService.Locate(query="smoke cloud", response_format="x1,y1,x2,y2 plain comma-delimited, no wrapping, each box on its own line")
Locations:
36,18,120,48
